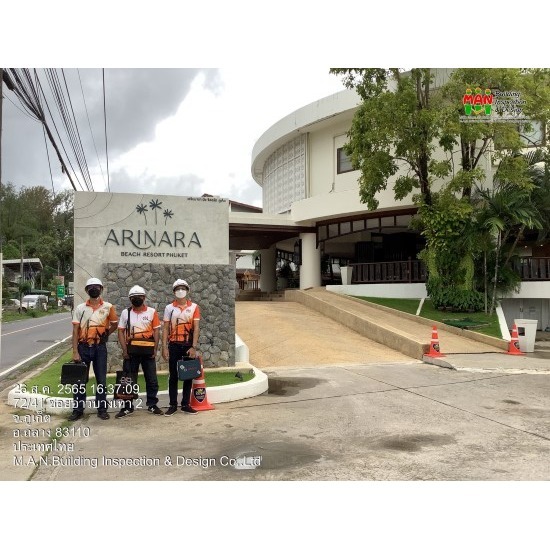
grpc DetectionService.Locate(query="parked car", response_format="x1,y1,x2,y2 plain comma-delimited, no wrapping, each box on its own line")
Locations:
2,298,26,312
21,294,48,311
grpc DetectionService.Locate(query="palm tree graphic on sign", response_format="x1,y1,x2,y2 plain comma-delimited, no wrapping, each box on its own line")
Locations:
149,199,163,224
163,209,174,225
136,203,148,225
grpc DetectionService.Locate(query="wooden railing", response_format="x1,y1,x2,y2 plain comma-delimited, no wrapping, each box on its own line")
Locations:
514,257,550,281
347,257,550,284
349,260,426,284
237,278,259,290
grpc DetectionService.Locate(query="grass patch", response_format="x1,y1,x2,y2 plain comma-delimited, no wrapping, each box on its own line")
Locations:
355,296,502,339
1,308,69,323
22,350,255,397
356,297,421,316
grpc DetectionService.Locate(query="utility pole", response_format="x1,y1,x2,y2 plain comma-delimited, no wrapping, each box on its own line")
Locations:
1,67,4,327
20,237,24,302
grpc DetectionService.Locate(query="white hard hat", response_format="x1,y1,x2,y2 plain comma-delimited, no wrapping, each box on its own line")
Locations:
128,285,146,297
85,277,103,289
172,279,190,290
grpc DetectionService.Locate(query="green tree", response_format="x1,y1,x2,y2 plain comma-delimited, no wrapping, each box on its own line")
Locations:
330,68,450,209
524,150,550,245
415,191,484,312
440,68,550,199
331,68,549,208
331,68,550,312
0,184,74,290
474,182,542,314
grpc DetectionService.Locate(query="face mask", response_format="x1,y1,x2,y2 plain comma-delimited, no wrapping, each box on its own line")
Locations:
87,287,101,298
175,289,187,299
130,297,144,307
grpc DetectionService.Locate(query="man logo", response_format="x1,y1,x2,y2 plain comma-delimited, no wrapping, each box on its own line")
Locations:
463,87,493,116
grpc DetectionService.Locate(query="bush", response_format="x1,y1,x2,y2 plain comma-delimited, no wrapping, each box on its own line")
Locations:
427,279,484,312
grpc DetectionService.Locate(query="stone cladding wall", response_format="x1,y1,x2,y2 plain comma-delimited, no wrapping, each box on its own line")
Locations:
100,263,235,371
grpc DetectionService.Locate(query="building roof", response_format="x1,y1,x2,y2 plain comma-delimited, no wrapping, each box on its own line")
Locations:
201,193,262,213
2,258,43,270
251,88,360,185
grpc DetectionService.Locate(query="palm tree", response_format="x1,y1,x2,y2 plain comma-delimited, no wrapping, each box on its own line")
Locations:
526,150,550,244
163,209,174,225
474,182,542,314
149,199,163,225
502,149,549,267
136,203,148,225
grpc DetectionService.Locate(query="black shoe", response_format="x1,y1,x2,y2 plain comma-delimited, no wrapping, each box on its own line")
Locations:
165,406,178,416
68,411,83,421
115,408,134,419
148,405,164,415
181,405,199,415
97,411,110,420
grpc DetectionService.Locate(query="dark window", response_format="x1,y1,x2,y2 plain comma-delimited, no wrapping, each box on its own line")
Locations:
337,147,354,174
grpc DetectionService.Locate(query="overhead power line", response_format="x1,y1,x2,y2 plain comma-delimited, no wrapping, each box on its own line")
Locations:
77,68,107,189
33,70,86,191
41,124,56,195
4,68,105,193
44,68,93,191
6,68,80,191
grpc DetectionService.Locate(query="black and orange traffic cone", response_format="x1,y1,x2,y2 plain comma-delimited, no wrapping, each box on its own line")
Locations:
506,324,525,355
189,365,215,411
425,325,445,358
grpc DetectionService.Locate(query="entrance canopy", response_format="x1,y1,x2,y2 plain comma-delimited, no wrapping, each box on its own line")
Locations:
229,213,315,250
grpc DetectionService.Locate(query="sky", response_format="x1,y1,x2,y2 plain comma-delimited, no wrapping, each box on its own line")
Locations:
2,67,347,207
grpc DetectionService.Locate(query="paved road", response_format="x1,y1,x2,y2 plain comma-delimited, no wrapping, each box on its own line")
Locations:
0,313,71,376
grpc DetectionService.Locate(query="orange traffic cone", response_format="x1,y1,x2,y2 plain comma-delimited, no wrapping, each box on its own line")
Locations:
189,366,215,411
425,325,445,358
506,324,525,355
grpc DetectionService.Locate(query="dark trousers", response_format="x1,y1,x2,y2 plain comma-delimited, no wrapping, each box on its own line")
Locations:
123,354,159,409
168,342,193,407
74,342,108,413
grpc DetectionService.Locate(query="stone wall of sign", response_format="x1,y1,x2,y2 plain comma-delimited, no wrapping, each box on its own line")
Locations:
102,263,235,370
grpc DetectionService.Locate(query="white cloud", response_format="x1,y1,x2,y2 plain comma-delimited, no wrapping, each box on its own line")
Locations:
2,67,345,206
101,67,346,204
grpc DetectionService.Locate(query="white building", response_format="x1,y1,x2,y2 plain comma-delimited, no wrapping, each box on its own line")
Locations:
229,73,550,332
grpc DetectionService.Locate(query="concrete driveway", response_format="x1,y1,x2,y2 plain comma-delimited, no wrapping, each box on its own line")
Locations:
236,301,414,368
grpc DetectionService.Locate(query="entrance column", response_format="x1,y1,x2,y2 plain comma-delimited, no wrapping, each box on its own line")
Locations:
259,245,276,293
300,232,321,289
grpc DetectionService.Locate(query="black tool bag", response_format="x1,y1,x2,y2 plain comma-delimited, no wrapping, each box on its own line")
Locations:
114,366,139,400
60,362,89,385
177,356,202,381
